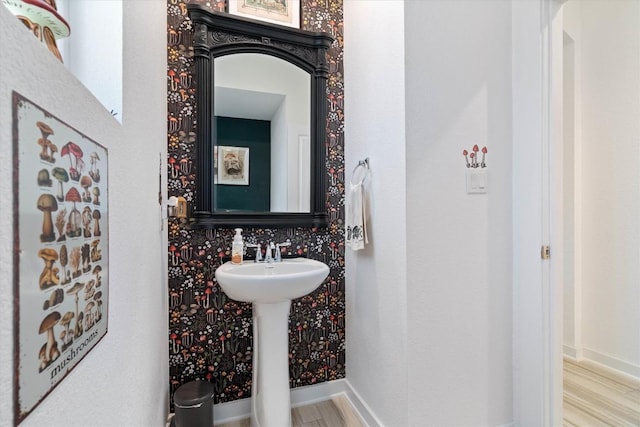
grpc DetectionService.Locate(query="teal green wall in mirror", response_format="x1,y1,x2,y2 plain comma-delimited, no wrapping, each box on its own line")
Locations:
215,116,270,211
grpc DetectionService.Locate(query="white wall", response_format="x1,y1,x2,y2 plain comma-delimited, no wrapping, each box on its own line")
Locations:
562,0,584,360
0,1,168,425
405,1,513,425
512,1,549,422
271,101,288,211
346,1,513,426
344,1,408,426
58,0,123,121
566,0,640,375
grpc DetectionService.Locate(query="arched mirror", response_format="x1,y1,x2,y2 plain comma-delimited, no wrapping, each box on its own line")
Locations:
187,6,333,229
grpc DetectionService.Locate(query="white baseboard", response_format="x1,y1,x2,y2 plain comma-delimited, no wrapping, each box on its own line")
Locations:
169,379,516,427
342,380,383,427
290,379,352,408
210,379,380,426
581,348,640,380
563,344,583,360
211,394,251,424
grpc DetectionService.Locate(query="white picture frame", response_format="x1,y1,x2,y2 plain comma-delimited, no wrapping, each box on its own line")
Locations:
217,145,249,185
213,145,218,184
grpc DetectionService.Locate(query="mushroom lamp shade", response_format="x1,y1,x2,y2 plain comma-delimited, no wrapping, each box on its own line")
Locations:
2,0,70,61
2,0,70,37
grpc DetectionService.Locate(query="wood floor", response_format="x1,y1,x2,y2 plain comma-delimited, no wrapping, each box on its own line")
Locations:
564,358,640,426
217,394,365,427
171,360,640,427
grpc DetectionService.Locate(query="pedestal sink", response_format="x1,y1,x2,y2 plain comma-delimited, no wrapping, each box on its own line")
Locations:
215,258,329,427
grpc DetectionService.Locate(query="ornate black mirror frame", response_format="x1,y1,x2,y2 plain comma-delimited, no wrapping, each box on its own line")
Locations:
187,5,333,229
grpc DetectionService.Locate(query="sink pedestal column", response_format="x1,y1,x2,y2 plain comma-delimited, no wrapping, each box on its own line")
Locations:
251,300,292,427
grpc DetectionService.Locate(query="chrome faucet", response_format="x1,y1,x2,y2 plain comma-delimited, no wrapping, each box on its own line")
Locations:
245,243,262,262
274,241,291,262
265,242,275,265
246,240,292,265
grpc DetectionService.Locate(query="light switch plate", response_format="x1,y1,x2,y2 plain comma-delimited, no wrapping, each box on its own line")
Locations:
466,168,487,194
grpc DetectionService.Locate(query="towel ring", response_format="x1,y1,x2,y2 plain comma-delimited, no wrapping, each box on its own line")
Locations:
350,158,370,186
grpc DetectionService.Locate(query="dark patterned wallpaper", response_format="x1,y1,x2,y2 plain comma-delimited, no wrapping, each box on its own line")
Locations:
167,0,345,405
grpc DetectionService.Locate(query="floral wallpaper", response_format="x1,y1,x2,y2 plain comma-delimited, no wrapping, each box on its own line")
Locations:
167,0,345,406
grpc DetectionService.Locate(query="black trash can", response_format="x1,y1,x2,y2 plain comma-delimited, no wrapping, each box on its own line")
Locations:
173,380,214,427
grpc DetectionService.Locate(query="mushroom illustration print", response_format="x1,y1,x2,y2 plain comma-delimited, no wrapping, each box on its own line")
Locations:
37,194,58,242
66,282,85,338
84,301,95,330
60,311,75,351
38,248,60,290
93,291,102,322
15,95,109,419
43,288,64,310
81,206,92,238
79,175,92,202
37,169,52,187
51,167,69,202
92,210,101,236
65,187,82,238
81,243,91,274
55,207,67,242
38,311,61,372
88,152,100,182
92,265,102,287
76,311,84,337
92,187,100,205
69,246,81,279
84,279,95,301
36,121,57,163
90,240,101,262
60,141,84,181
58,244,70,284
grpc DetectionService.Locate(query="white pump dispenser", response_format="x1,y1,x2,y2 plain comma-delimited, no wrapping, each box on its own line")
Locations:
231,228,244,264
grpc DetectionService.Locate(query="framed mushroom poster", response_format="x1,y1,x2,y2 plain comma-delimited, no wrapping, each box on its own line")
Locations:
217,145,249,185
12,92,109,424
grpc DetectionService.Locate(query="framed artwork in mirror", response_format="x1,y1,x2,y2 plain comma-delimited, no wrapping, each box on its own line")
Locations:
218,146,249,185
213,146,218,184
227,0,300,28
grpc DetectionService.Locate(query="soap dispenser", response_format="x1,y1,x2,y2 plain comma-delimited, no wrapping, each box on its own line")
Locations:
231,228,244,264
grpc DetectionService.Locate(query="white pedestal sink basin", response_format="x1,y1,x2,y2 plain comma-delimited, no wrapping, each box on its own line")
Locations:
215,258,329,427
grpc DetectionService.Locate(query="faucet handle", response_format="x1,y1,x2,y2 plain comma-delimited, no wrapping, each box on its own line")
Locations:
274,240,291,262
264,242,275,262
246,243,262,262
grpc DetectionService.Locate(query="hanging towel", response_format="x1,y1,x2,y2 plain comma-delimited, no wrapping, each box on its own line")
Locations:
346,170,368,251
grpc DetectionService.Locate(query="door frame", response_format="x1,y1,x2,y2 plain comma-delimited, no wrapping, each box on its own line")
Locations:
512,0,565,425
